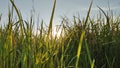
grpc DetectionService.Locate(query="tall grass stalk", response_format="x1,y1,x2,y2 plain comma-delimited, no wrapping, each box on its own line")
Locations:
76,0,93,67
75,30,85,68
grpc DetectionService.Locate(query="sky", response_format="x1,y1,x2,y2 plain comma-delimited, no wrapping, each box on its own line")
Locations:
0,0,120,26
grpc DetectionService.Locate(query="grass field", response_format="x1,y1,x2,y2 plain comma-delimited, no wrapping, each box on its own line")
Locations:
0,0,120,68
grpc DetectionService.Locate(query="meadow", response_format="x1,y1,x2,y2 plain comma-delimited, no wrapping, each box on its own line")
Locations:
0,0,120,68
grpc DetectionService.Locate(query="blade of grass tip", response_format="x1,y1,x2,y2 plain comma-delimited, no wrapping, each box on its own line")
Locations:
75,0,93,68
10,0,22,21
10,0,24,35
84,0,93,29
44,0,56,67
10,0,25,67
97,6,110,29
75,30,85,68
11,0,14,20
48,0,56,35
46,0,56,51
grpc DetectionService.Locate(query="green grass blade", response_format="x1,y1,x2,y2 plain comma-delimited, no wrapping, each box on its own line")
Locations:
105,54,110,68
10,0,24,36
48,0,56,36
91,59,95,68
85,40,95,68
84,0,93,29
75,30,85,68
97,6,110,29
46,0,56,50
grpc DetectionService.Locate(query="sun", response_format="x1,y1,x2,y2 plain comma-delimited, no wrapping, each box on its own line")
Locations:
52,26,64,38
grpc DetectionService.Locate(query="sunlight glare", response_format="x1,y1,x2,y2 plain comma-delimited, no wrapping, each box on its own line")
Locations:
52,26,64,38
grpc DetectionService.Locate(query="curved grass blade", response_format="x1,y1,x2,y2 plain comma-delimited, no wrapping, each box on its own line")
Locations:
97,6,110,29
10,0,24,35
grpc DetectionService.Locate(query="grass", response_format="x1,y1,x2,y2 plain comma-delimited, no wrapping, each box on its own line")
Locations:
0,0,120,68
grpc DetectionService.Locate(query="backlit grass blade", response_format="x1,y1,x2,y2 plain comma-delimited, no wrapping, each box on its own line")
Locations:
42,0,56,67
46,0,56,49
75,30,85,68
91,59,95,68
10,0,22,21
10,0,24,35
76,0,93,68
48,0,56,36
84,0,93,29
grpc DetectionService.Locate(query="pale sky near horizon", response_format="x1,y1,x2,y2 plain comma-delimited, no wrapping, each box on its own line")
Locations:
0,0,120,26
